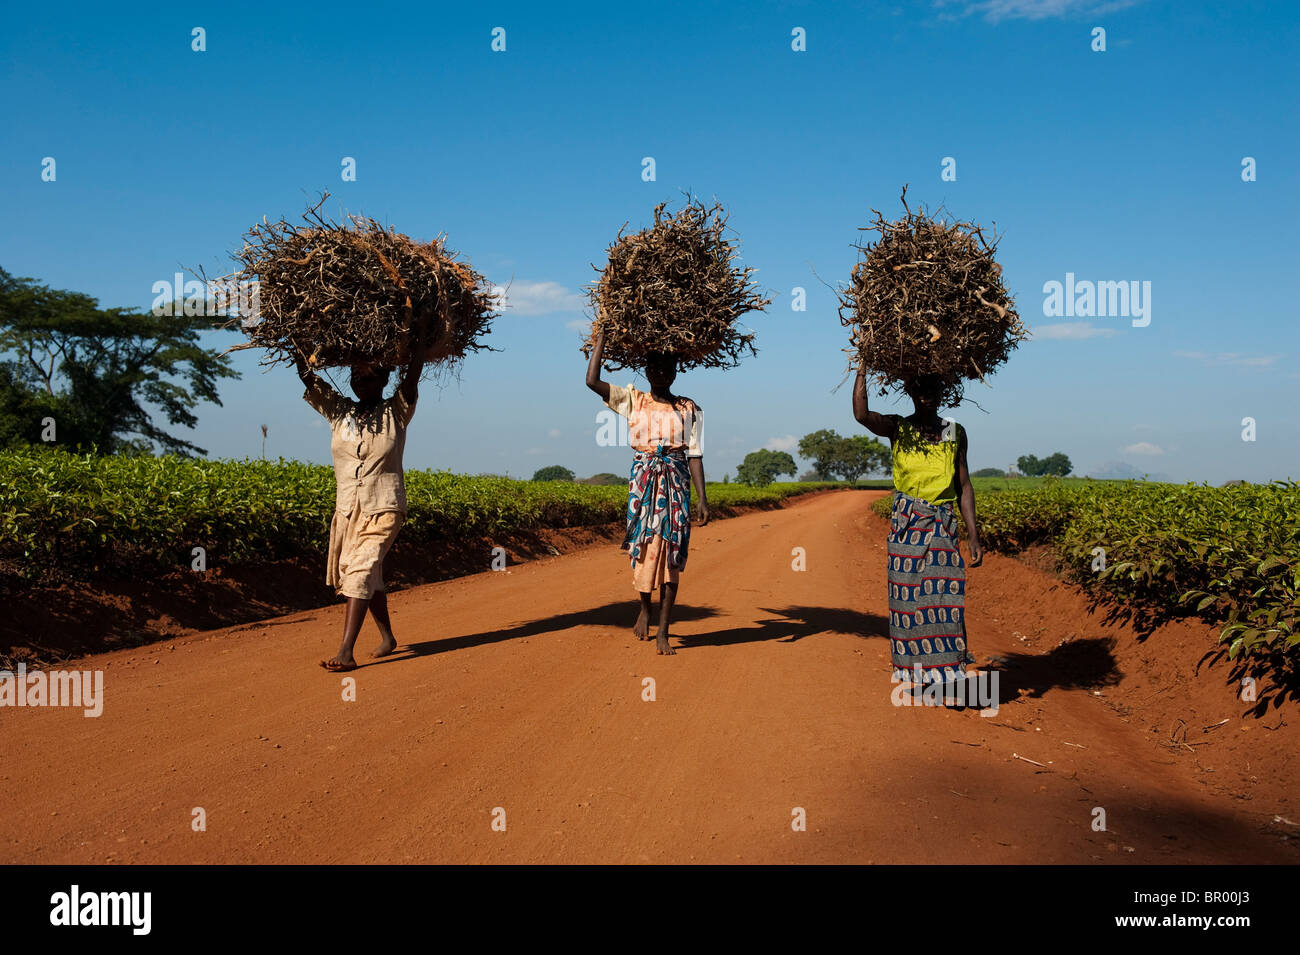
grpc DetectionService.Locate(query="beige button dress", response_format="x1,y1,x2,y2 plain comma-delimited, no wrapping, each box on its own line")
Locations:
304,381,416,600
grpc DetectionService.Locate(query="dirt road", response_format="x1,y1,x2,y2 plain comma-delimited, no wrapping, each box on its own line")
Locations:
2,490,1291,863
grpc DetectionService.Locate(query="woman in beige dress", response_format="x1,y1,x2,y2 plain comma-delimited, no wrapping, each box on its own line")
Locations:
296,317,427,672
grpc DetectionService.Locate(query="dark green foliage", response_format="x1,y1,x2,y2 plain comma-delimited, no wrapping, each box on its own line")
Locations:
799,429,889,484
0,447,837,580
797,429,841,480
0,267,237,456
532,465,575,482
1017,452,1072,477
736,449,797,486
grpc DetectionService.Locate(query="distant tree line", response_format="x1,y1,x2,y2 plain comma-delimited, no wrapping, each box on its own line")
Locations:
730,430,891,487
530,466,624,485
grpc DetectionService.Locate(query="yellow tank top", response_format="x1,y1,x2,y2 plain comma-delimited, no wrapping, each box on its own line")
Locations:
891,419,962,507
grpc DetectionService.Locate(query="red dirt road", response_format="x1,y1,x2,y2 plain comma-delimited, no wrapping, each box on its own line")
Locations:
2,490,1294,864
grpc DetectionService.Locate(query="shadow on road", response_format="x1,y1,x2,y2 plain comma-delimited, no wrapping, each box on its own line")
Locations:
984,636,1122,701
681,605,889,647
389,601,724,661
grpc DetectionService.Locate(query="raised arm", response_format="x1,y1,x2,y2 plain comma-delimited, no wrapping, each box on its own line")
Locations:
294,350,338,407
852,365,898,439
955,426,982,567
399,310,434,408
585,327,611,401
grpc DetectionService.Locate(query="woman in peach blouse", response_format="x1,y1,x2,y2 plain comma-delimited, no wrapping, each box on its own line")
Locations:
586,329,709,655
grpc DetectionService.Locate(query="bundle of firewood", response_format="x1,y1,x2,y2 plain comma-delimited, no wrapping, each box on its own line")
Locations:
583,197,770,371
223,194,497,370
839,187,1026,404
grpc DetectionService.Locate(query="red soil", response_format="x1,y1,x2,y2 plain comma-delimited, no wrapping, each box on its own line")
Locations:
1,489,1294,863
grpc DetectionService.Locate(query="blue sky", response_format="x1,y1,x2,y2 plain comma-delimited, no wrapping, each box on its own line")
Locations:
3,0,1296,483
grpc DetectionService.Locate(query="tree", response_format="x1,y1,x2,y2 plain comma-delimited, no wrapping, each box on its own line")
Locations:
1016,453,1072,477
532,465,575,481
736,449,796,486
1016,454,1043,476
578,472,623,485
0,267,238,455
971,467,1006,478
797,429,842,480
1041,452,1072,476
829,434,889,485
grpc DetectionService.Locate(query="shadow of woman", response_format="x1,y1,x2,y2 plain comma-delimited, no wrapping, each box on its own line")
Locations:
680,605,889,648
368,600,724,665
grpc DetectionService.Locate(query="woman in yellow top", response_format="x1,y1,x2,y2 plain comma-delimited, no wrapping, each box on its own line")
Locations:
853,367,983,686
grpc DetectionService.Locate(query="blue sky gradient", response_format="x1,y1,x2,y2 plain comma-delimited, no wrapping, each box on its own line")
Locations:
3,0,1296,482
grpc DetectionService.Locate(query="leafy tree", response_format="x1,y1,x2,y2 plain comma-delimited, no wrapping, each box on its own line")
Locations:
579,472,623,485
736,449,796,486
1041,452,1072,476
0,267,238,455
1016,454,1043,476
971,467,1006,478
0,362,79,448
797,429,842,480
829,434,890,485
1017,453,1072,477
532,465,575,481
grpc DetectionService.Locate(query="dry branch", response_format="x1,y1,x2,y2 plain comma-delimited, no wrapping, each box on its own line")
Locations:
839,186,1027,405
219,193,497,370
582,197,770,372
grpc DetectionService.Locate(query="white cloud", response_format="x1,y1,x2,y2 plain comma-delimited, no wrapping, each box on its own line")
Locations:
938,0,1143,22
764,435,799,453
1031,322,1119,340
1123,442,1164,456
1174,350,1282,369
492,280,585,316
565,318,592,333
548,429,562,438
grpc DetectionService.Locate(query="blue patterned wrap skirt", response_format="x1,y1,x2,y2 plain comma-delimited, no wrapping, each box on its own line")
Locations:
887,490,974,684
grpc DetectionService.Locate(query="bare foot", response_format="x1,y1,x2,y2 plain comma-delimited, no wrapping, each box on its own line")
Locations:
320,656,357,672
656,633,675,655
633,607,651,641
374,633,398,658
